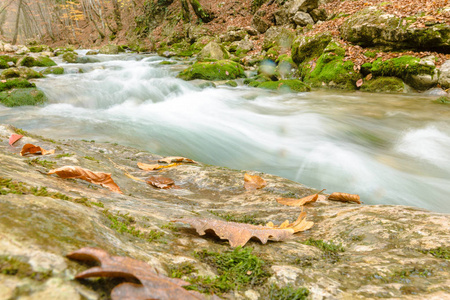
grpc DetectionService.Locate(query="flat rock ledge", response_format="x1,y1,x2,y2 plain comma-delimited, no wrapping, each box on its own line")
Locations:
0,124,448,299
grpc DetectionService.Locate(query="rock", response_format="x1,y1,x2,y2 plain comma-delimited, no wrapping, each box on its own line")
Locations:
287,0,319,15
34,56,57,67
85,50,98,55
292,12,314,26
15,45,30,55
263,26,295,51
3,44,17,52
291,32,332,64
252,14,271,34
230,38,254,54
423,87,448,96
17,56,36,68
1,67,43,80
62,52,79,63
438,60,450,89
0,78,35,92
360,77,406,93
340,8,450,52
244,26,259,36
198,42,230,61
177,60,246,81
309,8,327,22
43,67,65,75
221,29,248,43
0,88,47,106
99,44,119,54
258,79,311,92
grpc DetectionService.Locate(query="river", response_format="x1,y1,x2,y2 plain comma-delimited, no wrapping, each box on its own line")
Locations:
1,52,449,213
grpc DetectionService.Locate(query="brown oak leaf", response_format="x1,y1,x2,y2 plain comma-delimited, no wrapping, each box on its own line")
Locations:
48,166,122,193
158,156,197,164
67,247,217,300
265,210,314,233
20,143,55,156
9,134,23,146
146,175,175,189
137,162,180,171
174,212,312,247
328,192,361,204
244,173,267,190
276,189,326,207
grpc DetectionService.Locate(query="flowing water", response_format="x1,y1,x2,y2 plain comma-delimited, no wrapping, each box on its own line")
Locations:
1,52,449,212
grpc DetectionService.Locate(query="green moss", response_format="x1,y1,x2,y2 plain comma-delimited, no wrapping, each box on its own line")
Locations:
266,284,309,300
43,66,64,75
0,255,51,281
84,156,99,163
360,77,405,93
169,262,197,278
159,61,176,65
161,222,180,232
433,96,450,104
34,56,57,67
28,45,44,53
0,88,47,107
225,80,238,87
62,52,78,63
0,58,8,69
26,158,56,169
291,33,332,64
369,56,435,79
18,56,36,67
421,247,450,260
0,78,35,92
55,153,74,158
302,238,345,258
265,46,281,61
364,51,376,58
187,247,271,294
258,79,311,92
177,60,246,81
2,68,43,79
0,55,18,64
12,127,56,144
208,210,265,225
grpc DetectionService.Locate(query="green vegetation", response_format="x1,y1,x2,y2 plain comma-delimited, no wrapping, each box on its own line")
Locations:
0,78,35,92
12,127,56,144
266,284,309,300
258,79,311,92
186,247,271,294
102,210,164,242
161,222,180,232
55,153,74,158
84,156,100,163
177,60,246,81
208,210,265,225
62,52,78,63
34,56,57,67
0,255,52,281
371,267,432,284
360,77,405,93
169,262,196,278
225,80,238,87
368,56,435,79
421,247,450,260
291,33,332,64
26,158,56,169
302,238,345,260
0,88,47,107
433,96,450,104
43,67,64,75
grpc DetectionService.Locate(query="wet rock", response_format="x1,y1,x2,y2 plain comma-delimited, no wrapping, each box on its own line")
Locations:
1,67,44,80
438,60,450,89
360,77,406,93
0,87,47,107
99,44,120,54
62,52,79,63
423,87,448,96
177,60,245,81
198,42,230,61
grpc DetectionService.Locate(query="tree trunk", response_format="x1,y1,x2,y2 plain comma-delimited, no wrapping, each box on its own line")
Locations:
188,0,213,23
180,0,190,22
12,0,24,45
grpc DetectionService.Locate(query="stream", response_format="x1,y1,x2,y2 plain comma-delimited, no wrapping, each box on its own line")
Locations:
1,52,449,213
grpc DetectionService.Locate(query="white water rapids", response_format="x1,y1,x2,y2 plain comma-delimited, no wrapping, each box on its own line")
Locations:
1,52,449,212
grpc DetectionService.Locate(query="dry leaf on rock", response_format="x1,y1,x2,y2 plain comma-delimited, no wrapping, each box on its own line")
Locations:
158,156,197,164
67,247,215,300
328,192,361,204
146,175,175,189
174,212,312,247
20,143,55,156
137,162,180,171
9,134,23,146
244,173,267,190
277,189,325,207
48,166,122,193
265,210,314,233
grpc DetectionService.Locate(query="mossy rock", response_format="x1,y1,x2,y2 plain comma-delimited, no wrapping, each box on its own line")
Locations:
0,78,35,92
0,59,9,69
62,52,79,63
368,56,435,79
177,60,246,81
34,56,57,67
292,33,332,65
43,67,64,75
0,55,18,64
86,50,99,55
433,96,450,104
99,44,120,54
17,56,36,68
77,56,101,64
360,77,405,93
1,67,43,80
0,88,47,107
258,79,311,92
28,45,44,53
225,80,238,87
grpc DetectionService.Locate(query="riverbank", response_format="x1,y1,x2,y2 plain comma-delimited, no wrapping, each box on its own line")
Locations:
1,123,449,299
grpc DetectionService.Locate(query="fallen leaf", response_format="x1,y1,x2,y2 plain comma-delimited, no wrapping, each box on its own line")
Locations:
174,211,312,247
137,162,180,171
266,210,314,233
356,78,363,87
276,189,326,207
67,247,215,300
20,143,55,156
328,192,361,204
146,175,175,189
365,73,373,80
9,134,23,146
48,166,122,193
244,173,267,190
158,156,197,164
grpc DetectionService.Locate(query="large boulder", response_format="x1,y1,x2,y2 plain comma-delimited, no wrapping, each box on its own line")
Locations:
341,7,450,52
0,88,47,107
99,44,120,54
263,26,295,51
1,67,44,80
252,13,271,34
291,32,332,64
439,60,450,89
198,42,230,61
274,0,319,26
177,60,246,81
360,77,407,93
292,12,314,26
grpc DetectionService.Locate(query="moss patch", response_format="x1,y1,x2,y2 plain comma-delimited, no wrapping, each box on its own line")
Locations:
258,79,311,92
208,210,265,225
62,52,78,63
369,56,435,79
0,78,35,92
0,88,47,107
43,67,64,75
433,96,450,104
34,56,57,67
360,77,405,93
177,60,246,81
292,33,332,65
0,255,51,281
266,284,309,300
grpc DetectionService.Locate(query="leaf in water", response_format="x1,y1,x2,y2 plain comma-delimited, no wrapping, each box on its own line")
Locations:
146,175,175,189
9,134,23,146
244,173,267,190
276,189,326,207
158,156,197,164
265,210,314,233
137,162,180,171
67,247,216,300
328,192,361,204
20,143,55,156
174,212,312,247
48,166,122,193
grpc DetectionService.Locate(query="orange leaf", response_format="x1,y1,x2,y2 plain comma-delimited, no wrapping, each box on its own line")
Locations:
158,156,197,164
328,192,361,204
48,166,122,193
67,247,214,300
9,134,23,146
266,210,314,233
20,143,55,156
277,189,325,207
146,175,175,189
244,173,267,190
137,162,180,171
